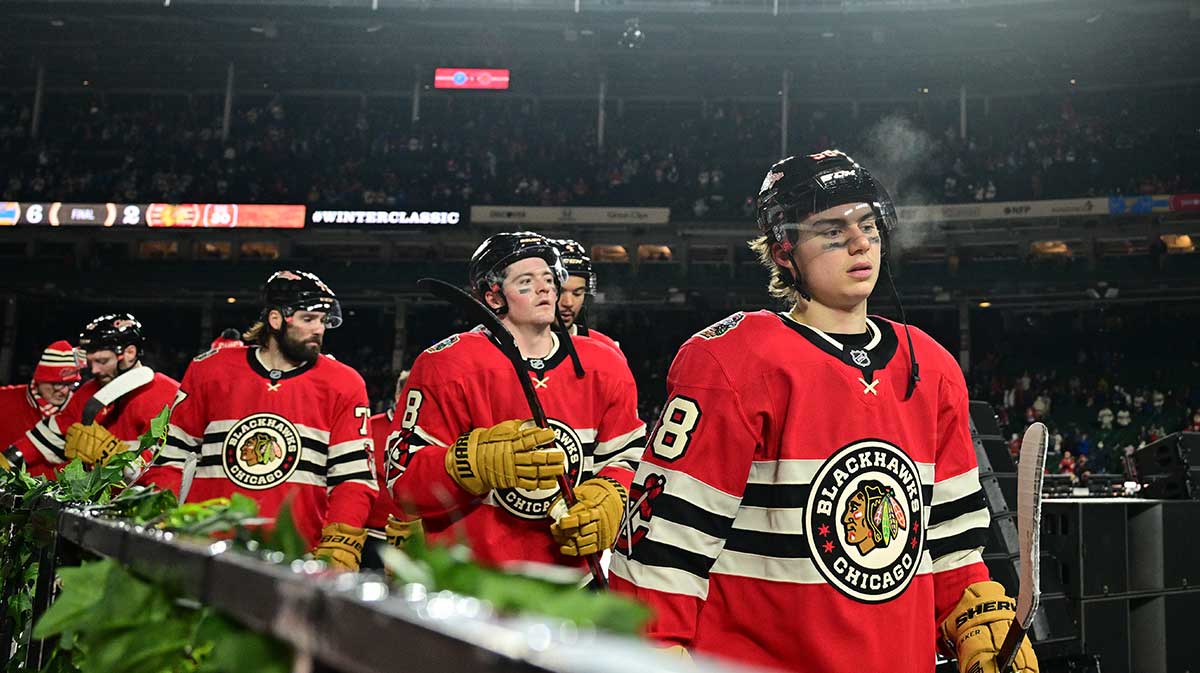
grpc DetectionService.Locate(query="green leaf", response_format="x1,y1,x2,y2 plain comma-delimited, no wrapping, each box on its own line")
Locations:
33,562,114,638
194,612,291,673
138,405,172,452
226,493,259,519
264,500,307,562
80,618,192,673
382,541,650,635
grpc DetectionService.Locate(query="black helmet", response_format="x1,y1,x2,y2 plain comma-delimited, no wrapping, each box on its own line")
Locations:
468,232,567,307
755,149,898,251
554,239,596,295
260,270,342,329
79,313,144,354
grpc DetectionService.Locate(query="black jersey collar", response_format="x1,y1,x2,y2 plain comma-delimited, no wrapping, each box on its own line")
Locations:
247,346,315,382
776,313,899,382
474,328,569,374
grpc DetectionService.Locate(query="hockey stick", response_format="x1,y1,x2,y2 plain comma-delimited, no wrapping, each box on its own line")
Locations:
996,421,1049,673
81,365,155,424
417,278,607,588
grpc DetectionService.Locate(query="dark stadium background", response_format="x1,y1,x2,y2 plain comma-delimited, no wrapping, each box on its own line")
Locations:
1,1,1198,670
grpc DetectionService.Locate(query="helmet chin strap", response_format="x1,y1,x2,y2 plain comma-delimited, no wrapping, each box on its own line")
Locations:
779,239,812,302
783,232,920,400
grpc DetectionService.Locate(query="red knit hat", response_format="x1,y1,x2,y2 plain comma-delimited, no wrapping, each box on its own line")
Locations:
33,341,82,383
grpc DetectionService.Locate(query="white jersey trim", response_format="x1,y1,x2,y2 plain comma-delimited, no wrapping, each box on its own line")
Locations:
731,505,807,535
931,547,985,574
594,425,646,458
651,464,743,518
610,555,709,600
931,467,982,505
644,516,726,561
926,506,991,541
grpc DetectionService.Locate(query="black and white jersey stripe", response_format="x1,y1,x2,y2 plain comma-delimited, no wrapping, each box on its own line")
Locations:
613,457,988,596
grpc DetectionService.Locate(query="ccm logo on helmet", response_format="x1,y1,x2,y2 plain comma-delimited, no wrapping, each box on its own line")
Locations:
954,600,1015,628
819,169,857,185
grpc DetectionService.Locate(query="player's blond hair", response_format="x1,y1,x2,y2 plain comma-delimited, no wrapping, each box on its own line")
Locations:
242,320,271,347
748,235,803,306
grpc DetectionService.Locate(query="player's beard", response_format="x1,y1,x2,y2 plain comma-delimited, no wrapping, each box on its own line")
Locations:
277,325,321,365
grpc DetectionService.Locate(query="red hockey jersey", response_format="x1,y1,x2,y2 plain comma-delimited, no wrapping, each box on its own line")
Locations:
1,385,57,478
142,346,377,547
365,408,405,534
388,330,646,569
570,325,624,362
609,311,991,673
13,368,179,479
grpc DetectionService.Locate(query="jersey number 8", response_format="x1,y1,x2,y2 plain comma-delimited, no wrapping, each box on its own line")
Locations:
401,389,424,430
651,396,701,461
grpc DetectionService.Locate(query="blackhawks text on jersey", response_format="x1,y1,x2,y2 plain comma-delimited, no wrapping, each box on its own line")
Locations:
142,346,377,547
609,311,991,673
388,330,646,568
13,369,179,479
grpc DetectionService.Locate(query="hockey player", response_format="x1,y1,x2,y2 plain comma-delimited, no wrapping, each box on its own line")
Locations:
142,271,377,571
388,232,645,571
553,239,623,357
0,341,81,472
610,150,1038,673
2,315,179,478
365,370,422,557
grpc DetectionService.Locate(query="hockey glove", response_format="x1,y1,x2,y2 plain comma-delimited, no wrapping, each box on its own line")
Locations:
549,476,627,557
444,420,563,496
384,516,423,549
0,446,22,472
941,581,1039,673
314,523,367,572
659,645,692,662
64,422,125,467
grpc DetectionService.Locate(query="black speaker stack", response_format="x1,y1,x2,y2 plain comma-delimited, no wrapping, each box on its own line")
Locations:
969,404,1200,673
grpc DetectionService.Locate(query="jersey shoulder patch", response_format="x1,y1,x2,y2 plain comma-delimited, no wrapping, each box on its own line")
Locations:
424,334,461,354
193,348,220,362
695,312,746,340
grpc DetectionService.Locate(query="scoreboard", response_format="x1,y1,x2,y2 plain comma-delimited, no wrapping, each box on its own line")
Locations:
0,202,305,228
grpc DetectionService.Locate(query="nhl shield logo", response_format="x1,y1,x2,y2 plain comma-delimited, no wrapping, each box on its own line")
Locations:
805,439,926,603
851,349,871,368
222,413,303,490
495,418,584,520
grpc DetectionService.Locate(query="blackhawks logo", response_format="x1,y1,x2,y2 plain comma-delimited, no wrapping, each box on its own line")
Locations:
805,439,925,603
222,413,303,490
494,418,584,520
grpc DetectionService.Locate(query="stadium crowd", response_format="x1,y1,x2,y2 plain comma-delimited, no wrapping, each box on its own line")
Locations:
2,87,1197,218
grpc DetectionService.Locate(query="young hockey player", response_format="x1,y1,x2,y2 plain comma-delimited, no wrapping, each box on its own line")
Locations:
610,151,1038,673
143,271,377,570
387,232,645,571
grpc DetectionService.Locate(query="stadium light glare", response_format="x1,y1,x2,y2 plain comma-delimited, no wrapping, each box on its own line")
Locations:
978,301,992,308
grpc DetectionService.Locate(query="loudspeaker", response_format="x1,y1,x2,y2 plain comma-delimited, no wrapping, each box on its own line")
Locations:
969,401,1016,473
1131,432,1196,499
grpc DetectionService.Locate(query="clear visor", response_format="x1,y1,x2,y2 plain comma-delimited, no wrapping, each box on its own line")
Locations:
283,298,343,329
